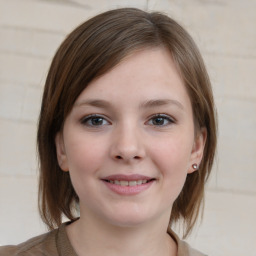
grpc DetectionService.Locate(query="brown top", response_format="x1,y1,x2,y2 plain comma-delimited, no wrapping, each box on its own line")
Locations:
0,222,206,256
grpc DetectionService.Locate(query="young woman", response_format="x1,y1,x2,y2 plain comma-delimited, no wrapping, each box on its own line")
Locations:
0,8,217,256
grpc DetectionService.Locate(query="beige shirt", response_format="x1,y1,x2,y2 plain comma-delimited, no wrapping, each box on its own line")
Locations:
0,222,206,256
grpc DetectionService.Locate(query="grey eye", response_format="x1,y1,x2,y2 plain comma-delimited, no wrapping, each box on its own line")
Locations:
81,115,109,126
148,115,174,126
90,117,104,126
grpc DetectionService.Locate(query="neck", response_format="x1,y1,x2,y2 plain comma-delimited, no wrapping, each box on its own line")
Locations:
66,211,177,256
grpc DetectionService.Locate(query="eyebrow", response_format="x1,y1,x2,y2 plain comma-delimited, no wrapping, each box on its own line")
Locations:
139,99,184,110
74,99,111,108
74,99,184,110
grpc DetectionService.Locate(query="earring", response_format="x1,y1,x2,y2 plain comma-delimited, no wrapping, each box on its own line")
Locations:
192,164,198,170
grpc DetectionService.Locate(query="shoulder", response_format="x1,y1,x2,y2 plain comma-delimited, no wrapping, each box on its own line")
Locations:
0,229,58,256
169,230,207,256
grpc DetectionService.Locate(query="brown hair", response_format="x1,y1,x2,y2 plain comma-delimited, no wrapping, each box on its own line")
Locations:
37,8,217,237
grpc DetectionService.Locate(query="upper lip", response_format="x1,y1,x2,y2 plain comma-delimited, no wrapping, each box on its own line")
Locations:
102,174,155,181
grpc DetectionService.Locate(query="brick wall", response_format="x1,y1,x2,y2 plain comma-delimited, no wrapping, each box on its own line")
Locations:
0,0,256,255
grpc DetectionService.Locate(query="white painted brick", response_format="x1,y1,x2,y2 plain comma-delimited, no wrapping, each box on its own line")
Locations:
151,0,256,7
205,55,256,100
0,0,98,33
214,136,256,193
209,98,256,192
74,0,148,9
108,0,147,9
151,2,256,58
0,119,37,176
0,27,65,58
184,190,256,256
148,0,182,13
0,53,50,86
21,85,43,122
201,6,256,57
217,98,256,141
0,175,46,245
0,83,25,120
0,0,150,35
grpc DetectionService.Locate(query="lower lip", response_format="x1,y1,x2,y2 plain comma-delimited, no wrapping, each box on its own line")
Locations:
102,180,154,195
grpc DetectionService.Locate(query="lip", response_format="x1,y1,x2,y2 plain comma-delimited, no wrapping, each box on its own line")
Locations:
102,174,153,181
101,174,156,195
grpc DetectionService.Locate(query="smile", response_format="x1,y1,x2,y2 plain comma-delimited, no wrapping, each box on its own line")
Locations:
101,174,155,195
105,179,154,186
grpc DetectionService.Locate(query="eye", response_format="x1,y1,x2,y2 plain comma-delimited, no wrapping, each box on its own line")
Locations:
147,114,175,126
81,115,110,127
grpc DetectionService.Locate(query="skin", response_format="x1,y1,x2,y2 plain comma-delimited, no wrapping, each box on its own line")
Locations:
55,47,206,256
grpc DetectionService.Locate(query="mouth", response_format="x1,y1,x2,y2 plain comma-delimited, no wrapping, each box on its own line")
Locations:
103,179,155,186
101,174,156,195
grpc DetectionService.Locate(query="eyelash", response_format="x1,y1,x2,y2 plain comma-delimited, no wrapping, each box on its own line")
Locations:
147,114,175,126
80,114,110,127
80,114,175,127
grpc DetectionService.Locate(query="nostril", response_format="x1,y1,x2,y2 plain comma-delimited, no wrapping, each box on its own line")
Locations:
115,155,141,160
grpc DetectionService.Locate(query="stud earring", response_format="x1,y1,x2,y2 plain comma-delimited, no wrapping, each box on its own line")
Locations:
192,164,198,170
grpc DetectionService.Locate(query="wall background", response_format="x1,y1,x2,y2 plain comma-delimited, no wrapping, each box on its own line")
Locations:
0,0,256,255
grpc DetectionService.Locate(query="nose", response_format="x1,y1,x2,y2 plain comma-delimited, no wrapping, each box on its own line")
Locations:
109,123,146,163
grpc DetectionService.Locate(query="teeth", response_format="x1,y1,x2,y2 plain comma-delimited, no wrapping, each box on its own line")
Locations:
128,181,137,186
120,181,129,186
108,180,151,186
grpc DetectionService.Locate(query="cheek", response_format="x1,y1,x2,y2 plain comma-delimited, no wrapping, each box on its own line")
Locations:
64,137,107,200
152,134,193,169
64,133,107,178
150,135,193,187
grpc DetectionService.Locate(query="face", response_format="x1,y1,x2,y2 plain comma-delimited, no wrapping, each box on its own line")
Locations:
56,47,206,229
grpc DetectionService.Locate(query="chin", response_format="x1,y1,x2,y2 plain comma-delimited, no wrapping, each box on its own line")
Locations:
105,209,155,228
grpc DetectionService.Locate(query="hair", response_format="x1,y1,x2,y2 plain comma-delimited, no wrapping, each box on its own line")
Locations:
37,7,217,238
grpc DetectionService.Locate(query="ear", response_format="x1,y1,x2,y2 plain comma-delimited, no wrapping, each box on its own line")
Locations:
55,132,69,172
188,127,207,174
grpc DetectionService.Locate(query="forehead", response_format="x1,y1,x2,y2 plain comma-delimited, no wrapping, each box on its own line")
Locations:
75,47,191,107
